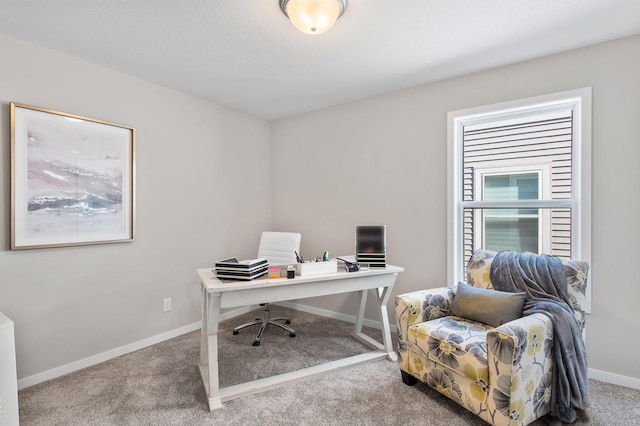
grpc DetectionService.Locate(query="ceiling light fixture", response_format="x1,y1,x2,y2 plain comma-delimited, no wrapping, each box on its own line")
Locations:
279,0,348,35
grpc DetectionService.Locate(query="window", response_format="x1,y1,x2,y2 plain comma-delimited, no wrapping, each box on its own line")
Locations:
475,167,550,254
448,88,591,308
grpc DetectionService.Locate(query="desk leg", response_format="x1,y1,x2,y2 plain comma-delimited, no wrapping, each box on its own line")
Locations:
354,288,368,334
352,284,397,362
376,285,397,362
199,289,223,411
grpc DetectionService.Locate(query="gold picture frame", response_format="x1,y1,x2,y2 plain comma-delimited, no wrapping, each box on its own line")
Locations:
10,103,135,250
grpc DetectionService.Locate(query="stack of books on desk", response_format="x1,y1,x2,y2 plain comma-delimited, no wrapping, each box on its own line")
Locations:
214,257,269,280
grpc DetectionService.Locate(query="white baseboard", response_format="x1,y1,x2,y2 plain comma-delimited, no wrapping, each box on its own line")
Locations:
18,321,199,390
589,368,640,390
17,305,258,390
274,301,398,334
219,304,261,321
19,303,639,392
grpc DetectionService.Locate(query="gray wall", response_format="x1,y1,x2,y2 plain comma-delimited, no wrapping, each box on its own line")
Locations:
272,35,640,381
2,30,639,386
0,34,272,380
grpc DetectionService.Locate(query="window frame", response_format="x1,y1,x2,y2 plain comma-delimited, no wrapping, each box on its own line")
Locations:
447,88,592,310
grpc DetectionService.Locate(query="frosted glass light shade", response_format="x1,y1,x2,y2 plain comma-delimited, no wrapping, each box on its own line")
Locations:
280,0,347,35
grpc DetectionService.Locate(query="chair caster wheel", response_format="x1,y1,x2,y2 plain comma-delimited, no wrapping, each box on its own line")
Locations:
233,330,239,335
289,333,296,337
285,320,291,324
252,340,261,346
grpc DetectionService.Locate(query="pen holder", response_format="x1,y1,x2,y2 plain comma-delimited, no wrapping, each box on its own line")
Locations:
295,260,338,276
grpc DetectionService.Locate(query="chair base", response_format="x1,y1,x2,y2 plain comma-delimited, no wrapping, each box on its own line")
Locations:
233,305,296,346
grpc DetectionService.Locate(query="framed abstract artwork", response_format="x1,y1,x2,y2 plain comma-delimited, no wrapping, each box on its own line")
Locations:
10,103,135,250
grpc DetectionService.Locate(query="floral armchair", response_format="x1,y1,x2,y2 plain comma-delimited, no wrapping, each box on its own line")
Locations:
394,249,588,426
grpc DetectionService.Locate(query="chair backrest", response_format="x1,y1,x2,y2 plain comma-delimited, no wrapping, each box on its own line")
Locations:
257,231,301,265
466,249,589,334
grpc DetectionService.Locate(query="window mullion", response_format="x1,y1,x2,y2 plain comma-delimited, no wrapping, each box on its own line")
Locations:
461,200,573,209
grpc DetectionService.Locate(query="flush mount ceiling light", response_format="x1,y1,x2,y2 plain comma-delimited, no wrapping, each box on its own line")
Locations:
279,0,348,35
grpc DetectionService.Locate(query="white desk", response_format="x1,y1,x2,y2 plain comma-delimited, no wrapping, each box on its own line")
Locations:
197,264,403,411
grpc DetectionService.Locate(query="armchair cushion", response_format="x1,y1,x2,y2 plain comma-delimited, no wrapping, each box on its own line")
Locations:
452,281,526,327
410,316,491,383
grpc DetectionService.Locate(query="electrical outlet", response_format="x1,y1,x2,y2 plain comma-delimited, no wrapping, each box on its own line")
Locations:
163,298,172,312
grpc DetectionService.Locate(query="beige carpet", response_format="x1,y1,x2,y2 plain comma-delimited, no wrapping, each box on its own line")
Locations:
18,306,640,425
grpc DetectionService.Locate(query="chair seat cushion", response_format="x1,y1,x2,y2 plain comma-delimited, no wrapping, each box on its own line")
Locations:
409,316,492,382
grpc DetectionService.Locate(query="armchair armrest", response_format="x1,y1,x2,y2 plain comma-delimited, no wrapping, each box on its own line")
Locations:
394,287,455,371
486,313,554,425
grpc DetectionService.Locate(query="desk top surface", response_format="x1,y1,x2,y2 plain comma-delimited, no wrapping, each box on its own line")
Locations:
198,264,403,293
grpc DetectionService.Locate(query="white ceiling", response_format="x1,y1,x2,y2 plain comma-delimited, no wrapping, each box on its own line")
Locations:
1,0,639,120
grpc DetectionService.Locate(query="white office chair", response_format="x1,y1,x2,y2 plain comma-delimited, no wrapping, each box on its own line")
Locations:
233,231,301,346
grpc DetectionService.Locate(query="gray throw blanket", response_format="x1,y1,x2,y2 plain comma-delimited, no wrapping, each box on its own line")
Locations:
489,251,589,423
